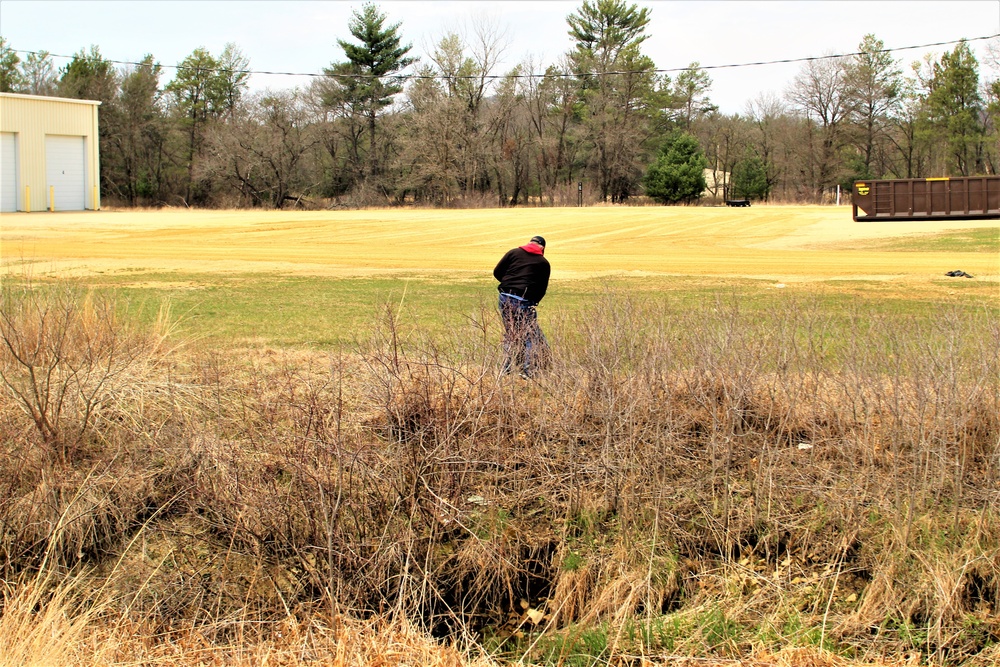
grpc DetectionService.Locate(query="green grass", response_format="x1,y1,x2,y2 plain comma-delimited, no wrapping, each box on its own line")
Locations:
5,271,997,350
69,272,493,348
506,607,749,664
850,227,1000,253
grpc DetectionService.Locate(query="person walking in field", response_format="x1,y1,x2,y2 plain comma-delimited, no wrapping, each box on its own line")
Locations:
493,235,551,378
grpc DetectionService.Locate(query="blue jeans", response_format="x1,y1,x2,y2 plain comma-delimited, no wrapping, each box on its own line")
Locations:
499,293,549,376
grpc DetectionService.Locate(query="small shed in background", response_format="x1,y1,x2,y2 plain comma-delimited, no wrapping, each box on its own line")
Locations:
0,92,101,212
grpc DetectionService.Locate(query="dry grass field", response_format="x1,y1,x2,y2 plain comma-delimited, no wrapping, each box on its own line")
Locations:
0,205,998,667
3,204,998,287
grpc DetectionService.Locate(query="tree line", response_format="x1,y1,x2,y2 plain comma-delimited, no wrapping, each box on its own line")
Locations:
1,0,997,209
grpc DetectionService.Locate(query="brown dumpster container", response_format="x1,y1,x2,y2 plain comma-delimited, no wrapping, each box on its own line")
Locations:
852,176,1000,221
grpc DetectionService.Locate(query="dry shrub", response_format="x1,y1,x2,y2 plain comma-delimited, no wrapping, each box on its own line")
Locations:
1,285,998,663
0,281,175,462
0,280,194,577
177,295,999,660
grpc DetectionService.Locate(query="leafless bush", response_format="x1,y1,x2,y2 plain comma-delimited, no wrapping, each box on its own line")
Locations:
0,281,172,462
0,279,194,577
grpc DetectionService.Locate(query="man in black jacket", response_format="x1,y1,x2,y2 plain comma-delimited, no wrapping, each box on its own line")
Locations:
493,235,550,377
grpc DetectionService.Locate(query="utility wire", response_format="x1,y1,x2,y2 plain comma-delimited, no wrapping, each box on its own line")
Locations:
12,33,999,82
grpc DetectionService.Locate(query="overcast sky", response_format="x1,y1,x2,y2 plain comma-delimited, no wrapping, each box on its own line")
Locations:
2,0,999,114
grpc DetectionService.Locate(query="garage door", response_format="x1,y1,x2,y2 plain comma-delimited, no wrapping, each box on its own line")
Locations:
0,132,16,212
46,135,86,210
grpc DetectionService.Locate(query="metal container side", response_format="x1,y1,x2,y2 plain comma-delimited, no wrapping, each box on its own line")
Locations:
852,176,1000,221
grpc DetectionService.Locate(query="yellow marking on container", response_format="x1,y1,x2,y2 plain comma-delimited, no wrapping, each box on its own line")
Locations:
926,177,950,181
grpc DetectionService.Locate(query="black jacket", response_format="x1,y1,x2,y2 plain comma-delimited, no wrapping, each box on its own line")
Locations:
493,246,550,304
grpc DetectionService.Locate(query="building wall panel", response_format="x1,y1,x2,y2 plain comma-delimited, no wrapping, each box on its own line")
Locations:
0,93,100,212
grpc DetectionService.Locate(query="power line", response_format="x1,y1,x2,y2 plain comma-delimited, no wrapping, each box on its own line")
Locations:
12,33,999,83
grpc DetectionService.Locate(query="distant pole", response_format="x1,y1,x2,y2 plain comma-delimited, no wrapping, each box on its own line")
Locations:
836,184,841,206
578,182,583,207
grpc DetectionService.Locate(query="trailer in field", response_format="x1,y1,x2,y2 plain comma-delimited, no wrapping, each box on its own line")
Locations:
852,176,1000,221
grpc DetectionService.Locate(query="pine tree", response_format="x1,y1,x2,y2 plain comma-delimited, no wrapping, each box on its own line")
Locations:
644,132,707,204
922,40,985,176
0,37,24,92
842,34,903,178
567,0,657,203
166,48,226,203
324,3,415,179
730,148,769,201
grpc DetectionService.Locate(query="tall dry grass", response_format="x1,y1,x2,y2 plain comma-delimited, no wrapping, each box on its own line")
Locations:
0,284,997,665
0,570,498,666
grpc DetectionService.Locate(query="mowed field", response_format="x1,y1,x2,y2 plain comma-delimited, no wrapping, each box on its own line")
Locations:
3,204,998,288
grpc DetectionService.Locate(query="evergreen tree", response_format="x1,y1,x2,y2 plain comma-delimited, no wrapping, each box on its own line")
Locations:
986,71,1000,176
672,63,716,130
112,55,167,204
567,0,650,68
57,46,117,102
567,0,657,203
842,34,903,178
166,47,233,203
0,37,23,92
324,3,415,179
921,40,985,176
730,148,768,201
644,132,707,204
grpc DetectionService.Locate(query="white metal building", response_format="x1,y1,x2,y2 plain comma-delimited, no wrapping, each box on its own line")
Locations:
0,92,101,213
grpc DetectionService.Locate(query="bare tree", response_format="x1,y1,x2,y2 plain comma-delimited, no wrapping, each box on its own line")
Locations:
19,50,58,95
746,92,789,200
485,67,535,206
786,54,849,201
697,113,747,202
430,32,488,198
217,43,251,118
204,90,320,208
521,55,568,204
395,64,461,204
406,17,510,203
